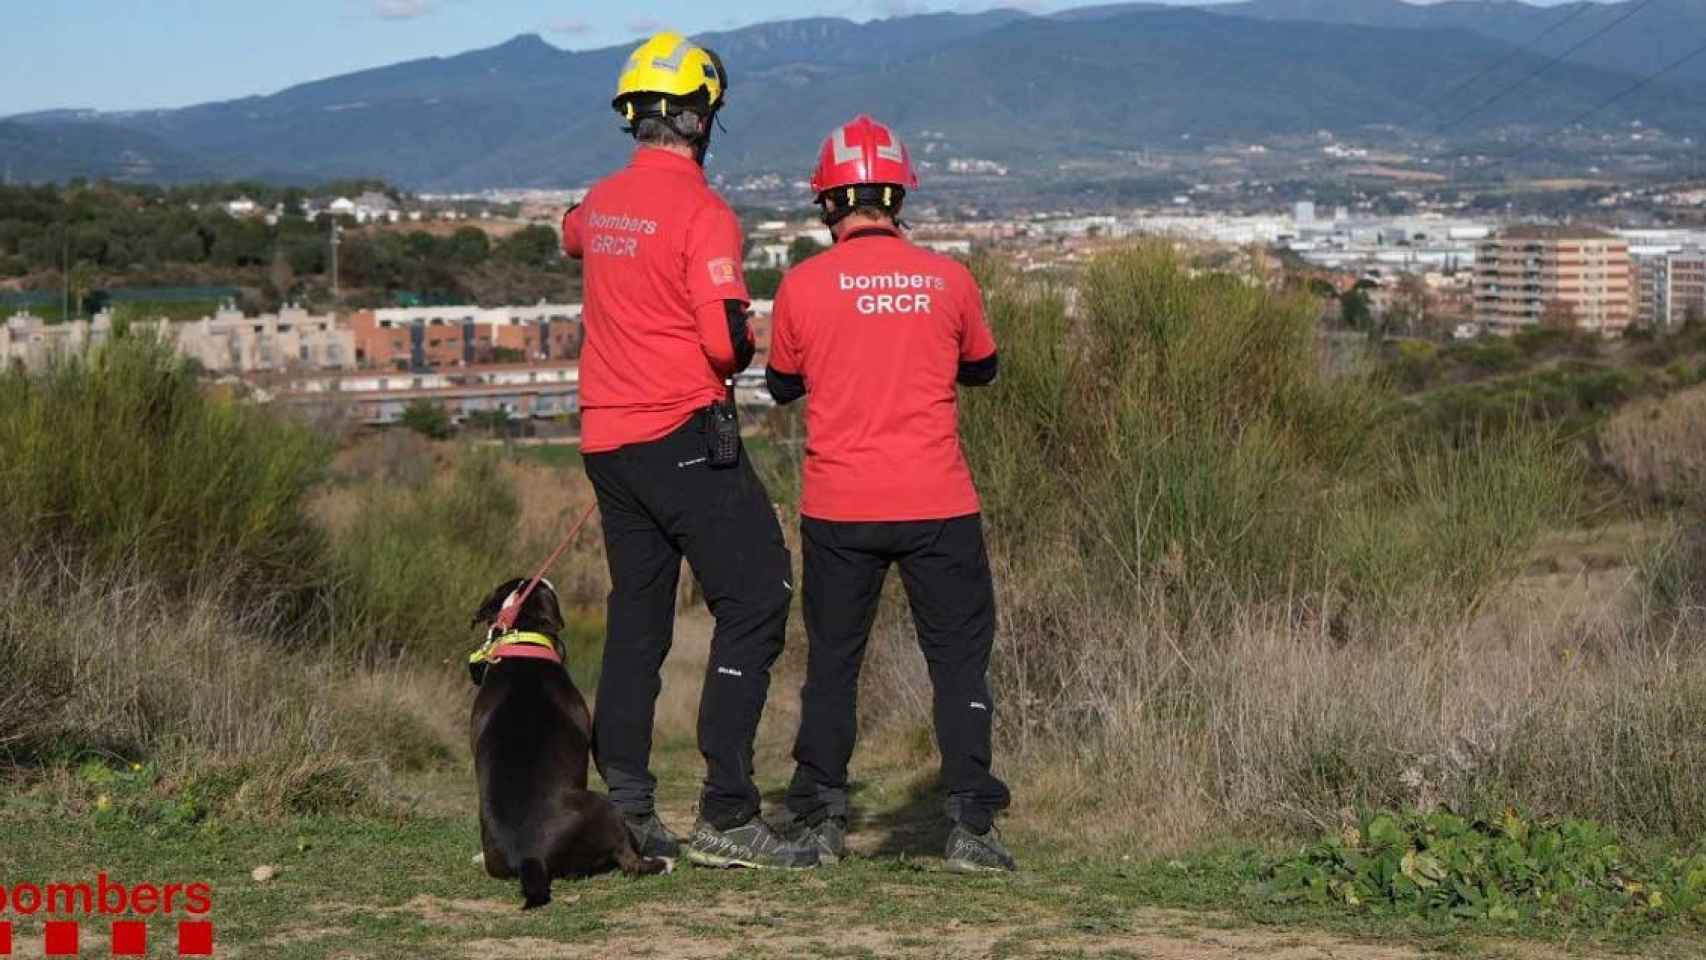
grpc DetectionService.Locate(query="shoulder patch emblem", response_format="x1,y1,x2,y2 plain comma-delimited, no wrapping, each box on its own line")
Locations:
707,257,737,287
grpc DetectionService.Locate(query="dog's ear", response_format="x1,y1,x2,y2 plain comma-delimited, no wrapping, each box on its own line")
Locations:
525,581,567,635
471,578,529,629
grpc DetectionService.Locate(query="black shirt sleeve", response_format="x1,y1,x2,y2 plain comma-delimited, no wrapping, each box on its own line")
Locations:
957,351,999,387
765,366,806,405
726,300,756,372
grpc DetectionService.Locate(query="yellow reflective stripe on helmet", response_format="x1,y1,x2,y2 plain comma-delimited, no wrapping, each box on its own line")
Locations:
614,31,722,106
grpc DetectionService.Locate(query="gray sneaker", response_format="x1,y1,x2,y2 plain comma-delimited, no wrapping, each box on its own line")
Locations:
944,823,1017,874
624,812,682,860
686,816,820,870
780,814,847,865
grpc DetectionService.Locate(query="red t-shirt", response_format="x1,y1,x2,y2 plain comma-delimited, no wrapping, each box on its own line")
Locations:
563,149,750,453
769,227,997,522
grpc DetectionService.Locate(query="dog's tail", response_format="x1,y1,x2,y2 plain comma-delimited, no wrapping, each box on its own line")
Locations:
519,858,551,910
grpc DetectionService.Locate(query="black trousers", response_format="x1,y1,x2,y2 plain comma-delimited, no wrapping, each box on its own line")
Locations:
785,514,1011,833
583,415,792,830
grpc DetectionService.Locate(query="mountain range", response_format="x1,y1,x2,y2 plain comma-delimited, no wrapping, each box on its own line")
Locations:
6,0,1704,189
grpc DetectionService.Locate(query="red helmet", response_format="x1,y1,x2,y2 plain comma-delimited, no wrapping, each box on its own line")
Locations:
810,115,919,197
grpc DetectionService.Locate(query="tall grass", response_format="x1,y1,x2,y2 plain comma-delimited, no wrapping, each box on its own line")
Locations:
0,556,458,814
326,448,525,660
877,243,1645,847
0,336,329,613
962,243,1576,628
0,335,542,810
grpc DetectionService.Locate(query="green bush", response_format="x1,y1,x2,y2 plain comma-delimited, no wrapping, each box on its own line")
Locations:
961,243,1571,624
1392,339,1439,391
0,334,471,810
1465,336,1523,374
1264,809,1706,927
400,399,453,440
328,447,529,660
0,335,329,605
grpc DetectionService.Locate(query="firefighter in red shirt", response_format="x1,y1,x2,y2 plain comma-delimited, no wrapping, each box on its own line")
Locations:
561,32,813,870
766,116,1014,873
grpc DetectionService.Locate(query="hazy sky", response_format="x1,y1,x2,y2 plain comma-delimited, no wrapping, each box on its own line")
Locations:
1,0,1587,117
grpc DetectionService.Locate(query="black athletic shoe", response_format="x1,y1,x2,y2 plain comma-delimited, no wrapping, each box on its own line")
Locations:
780,814,847,865
944,823,1017,874
624,812,682,860
685,816,820,869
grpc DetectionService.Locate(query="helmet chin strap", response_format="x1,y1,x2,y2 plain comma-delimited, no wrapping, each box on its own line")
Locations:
692,107,722,167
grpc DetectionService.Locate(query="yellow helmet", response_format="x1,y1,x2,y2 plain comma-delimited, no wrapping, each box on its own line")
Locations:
613,32,727,123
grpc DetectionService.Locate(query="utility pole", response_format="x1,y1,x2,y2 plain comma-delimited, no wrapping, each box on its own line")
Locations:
329,219,342,314
62,227,70,323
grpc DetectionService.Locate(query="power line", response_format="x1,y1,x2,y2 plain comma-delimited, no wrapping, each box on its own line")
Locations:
1433,2,1598,108
1505,36,1706,164
1435,0,1657,134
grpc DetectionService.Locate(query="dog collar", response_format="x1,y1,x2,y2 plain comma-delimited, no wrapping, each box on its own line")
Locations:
491,642,563,663
468,631,563,670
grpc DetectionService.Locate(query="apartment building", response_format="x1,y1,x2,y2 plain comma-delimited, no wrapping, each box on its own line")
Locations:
1,305,348,374
1,311,163,369
1636,248,1706,330
174,304,353,373
1472,226,1633,334
350,303,582,370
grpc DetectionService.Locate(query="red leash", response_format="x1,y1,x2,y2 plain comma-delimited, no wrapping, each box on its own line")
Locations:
492,501,600,634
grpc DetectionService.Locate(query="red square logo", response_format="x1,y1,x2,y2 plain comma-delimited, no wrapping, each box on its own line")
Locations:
43,921,78,956
707,257,737,287
112,920,148,956
178,920,214,956
0,921,11,956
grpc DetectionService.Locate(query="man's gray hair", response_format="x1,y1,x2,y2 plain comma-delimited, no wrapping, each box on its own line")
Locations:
633,111,703,146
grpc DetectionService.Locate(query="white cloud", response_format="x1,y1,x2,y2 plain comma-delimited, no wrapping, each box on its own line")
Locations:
545,17,595,34
373,0,434,20
624,17,666,34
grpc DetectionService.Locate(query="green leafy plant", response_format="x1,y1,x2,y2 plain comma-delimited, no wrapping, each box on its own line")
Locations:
1263,809,1706,928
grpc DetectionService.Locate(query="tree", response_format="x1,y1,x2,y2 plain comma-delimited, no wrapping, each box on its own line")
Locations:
1339,285,1373,332
1384,274,1429,338
788,236,825,267
399,400,453,440
448,226,491,265
67,262,98,320
269,249,296,302
747,267,783,299
463,409,512,438
497,225,560,268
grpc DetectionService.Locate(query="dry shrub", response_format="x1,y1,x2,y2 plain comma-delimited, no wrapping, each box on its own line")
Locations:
0,555,461,815
966,580,1706,854
1599,385,1706,507
845,244,1648,851
502,455,606,610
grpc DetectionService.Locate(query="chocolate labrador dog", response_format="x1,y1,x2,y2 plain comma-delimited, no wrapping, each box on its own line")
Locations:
470,577,669,909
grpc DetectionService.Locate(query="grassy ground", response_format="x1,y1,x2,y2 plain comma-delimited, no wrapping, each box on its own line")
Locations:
6,753,1699,959
3,614,1699,960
